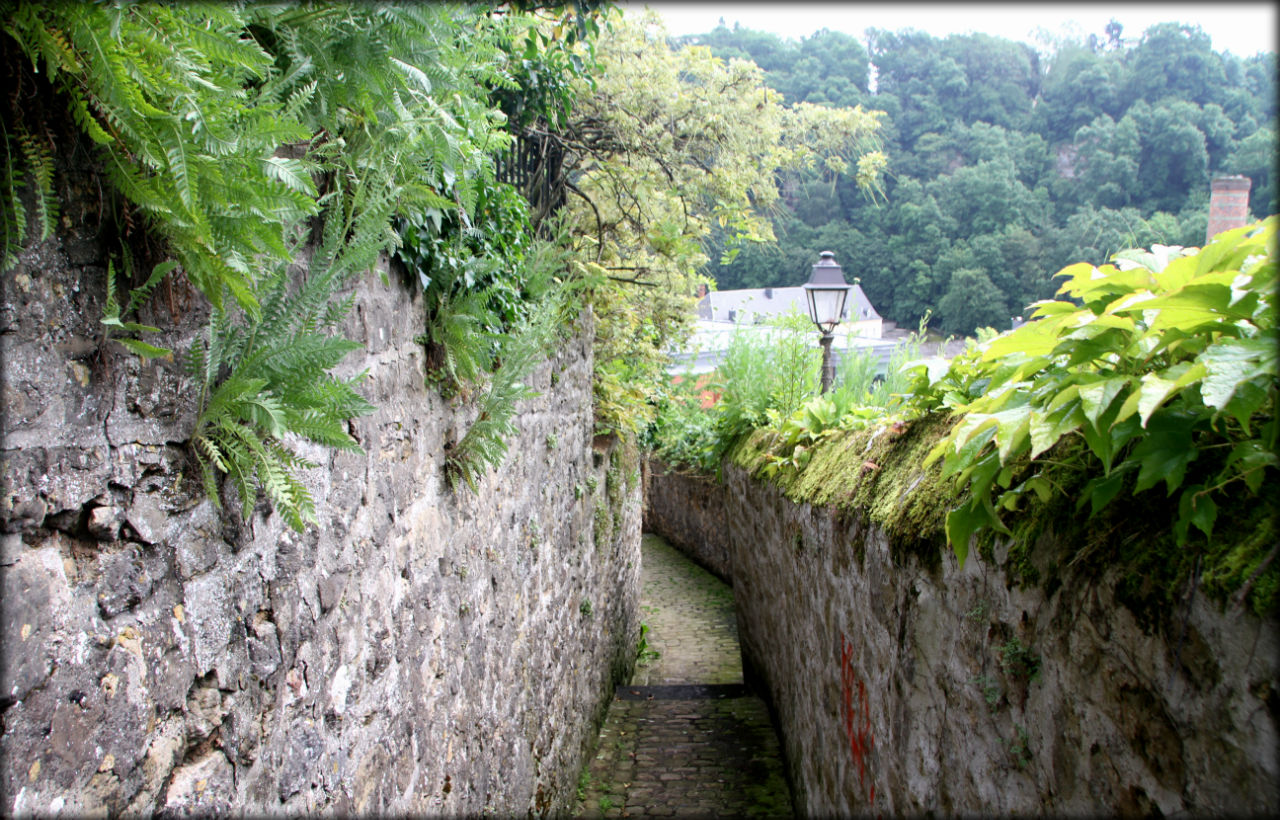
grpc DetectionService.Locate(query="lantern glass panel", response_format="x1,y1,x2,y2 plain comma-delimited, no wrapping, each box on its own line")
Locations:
806,286,848,333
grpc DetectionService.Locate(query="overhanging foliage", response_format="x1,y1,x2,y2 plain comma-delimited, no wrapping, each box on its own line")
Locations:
908,220,1276,584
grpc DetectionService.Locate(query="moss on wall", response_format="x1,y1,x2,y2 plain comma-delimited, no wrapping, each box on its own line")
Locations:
728,414,961,568
724,410,1278,622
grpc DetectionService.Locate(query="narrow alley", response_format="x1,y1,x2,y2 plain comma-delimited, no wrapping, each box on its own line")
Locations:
575,535,793,818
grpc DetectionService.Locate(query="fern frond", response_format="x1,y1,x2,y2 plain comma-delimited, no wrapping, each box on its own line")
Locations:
261,156,318,197
285,410,361,451
102,260,121,322
1,123,28,264
127,259,178,314
13,124,57,243
163,122,195,210
116,337,171,358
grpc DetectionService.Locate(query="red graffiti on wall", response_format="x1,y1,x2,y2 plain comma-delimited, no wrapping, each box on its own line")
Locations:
840,632,876,806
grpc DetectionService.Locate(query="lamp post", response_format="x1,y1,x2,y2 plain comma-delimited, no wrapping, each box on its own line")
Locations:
803,251,852,394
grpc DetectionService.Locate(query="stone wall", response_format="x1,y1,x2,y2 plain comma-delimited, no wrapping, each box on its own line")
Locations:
642,460,733,582
0,147,641,816
646,463,1279,816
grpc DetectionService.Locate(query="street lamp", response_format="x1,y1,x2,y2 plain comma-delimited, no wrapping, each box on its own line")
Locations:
803,251,851,393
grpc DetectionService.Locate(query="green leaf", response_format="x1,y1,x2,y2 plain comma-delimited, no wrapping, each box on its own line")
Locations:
1079,419,1113,473
1055,327,1132,368
1184,488,1217,542
1129,416,1198,495
261,156,318,196
1028,401,1082,460
1053,261,1102,294
1222,440,1278,494
1135,371,1182,428
993,404,1032,463
1025,298,1078,319
945,501,987,568
116,338,172,358
1078,377,1129,427
1220,377,1270,433
1200,335,1277,411
118,321,163,334
1078,469,1128,516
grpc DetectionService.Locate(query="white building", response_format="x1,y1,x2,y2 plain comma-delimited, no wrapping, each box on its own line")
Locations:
695,284,884,339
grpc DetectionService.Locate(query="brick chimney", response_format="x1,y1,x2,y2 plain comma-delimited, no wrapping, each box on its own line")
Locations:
1206,175,1252,243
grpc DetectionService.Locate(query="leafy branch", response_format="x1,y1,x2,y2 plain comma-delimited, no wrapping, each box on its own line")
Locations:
907,219,1277,568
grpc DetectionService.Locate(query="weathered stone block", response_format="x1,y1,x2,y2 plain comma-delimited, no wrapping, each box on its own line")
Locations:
95,547,152,617
124,493,165,545
162,751,236,816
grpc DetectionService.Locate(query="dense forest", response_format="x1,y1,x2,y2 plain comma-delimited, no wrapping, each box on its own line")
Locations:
678,20,1277,335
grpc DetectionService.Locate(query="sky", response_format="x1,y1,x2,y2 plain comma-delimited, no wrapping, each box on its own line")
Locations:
632,2,1278,58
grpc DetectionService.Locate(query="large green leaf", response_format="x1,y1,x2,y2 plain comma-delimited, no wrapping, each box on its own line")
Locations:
1078,376,1130,427
1129,414,1198,495
1200,335,1277,410
1028,400,1083,460
1135,363,1203,427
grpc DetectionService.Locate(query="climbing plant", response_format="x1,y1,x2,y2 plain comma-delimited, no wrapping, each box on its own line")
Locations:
906,219,1277,571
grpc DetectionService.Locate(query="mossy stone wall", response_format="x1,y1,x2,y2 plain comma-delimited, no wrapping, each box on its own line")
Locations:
0,147,641,816
646,429,1279,815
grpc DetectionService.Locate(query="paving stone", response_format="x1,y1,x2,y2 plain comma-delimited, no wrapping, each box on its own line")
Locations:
575,534,792,819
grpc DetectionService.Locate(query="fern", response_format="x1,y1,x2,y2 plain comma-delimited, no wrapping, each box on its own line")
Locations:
1,117,57,270
3,2,560,530
446,250,571,492
189,234,374,531
99,258,173,359
3,3,311,305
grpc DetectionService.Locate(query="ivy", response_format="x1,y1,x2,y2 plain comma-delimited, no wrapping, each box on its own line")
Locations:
906,219,1277,569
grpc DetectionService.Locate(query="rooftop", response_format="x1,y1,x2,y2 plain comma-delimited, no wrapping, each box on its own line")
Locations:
696,284,881,325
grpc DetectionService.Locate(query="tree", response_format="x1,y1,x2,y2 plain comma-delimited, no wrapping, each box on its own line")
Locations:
868,29,966,149
682,25,871,108
1066,114,1141,210
939,33,1040,131
1034,45,1124,140
939,267,1009,335
1123,23,1228,109
1127,99,1211,213
1226,127,1278,217
927,157,1045,236
559,10,886,434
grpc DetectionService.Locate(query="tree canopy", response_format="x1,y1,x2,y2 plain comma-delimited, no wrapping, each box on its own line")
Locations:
679,19,1277,336
559,9,886,434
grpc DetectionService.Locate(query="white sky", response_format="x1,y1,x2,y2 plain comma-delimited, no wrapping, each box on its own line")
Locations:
632,2,1277,58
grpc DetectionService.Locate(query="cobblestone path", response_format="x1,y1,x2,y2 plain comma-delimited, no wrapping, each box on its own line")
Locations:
574,534,792,818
